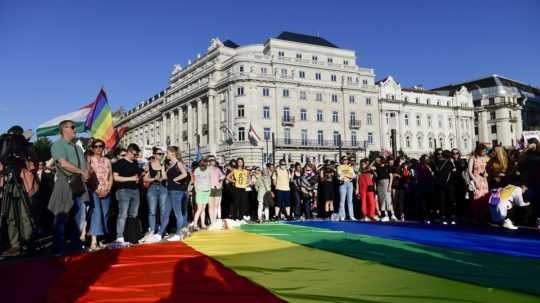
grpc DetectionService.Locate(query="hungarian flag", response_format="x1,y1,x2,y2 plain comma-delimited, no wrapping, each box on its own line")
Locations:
36,103,94,137
248,123,261,145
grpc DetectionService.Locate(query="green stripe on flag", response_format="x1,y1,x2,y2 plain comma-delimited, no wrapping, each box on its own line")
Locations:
36,121,86,137
241,223,540,297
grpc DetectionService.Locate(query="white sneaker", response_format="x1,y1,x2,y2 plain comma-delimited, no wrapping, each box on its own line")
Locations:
450,221,456,225
115,237,125,243
390,215,398,221
166,234,183,242
372,216,380,221
349,217,357,221
361,217,370,222
502,219,518,230
139,231,154,244
381,216,390,222
145,234,162,243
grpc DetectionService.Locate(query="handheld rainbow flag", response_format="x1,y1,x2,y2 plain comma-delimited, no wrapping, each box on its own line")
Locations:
85,89,117,149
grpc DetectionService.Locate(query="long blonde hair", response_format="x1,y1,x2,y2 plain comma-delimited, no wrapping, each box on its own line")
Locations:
167,146,183,162
494,146,508,172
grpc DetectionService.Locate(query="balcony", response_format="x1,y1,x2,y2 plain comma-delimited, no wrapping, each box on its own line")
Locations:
349,119,361,129
281,116,295,126
275,138,363,149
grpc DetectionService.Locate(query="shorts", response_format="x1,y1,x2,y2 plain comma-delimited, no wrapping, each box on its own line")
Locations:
210,188,222,197
196,191,210,205
276,190,291,208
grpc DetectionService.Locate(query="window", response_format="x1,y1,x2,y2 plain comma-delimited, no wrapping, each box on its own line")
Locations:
238,127,245,141
300,91,306,100
509,110,513,119
327,58,333,63
263,106,270,119
299,71,305,79
349,95,355,104
404,97,409,103
474,127,478,135
296,53,302,59
428,116,432,128
491,125,497,134
237,104,245,118
281,69,287,76
261,67,267,74
415,97,419,104
473,100,481,107
438,117,443,128
237,87,244,96
349,112,356,123
283,89,289,97
367,132,374,145
344,60,349,65
283,107,291,120
362,79,368,85
510,124,514,132
385,113,390,125
317,110,323,122
316,93,323,101
464,138,468,149
262,87,270,97
300,109,307,121
317,130,324,145
367,113,373,125
447,101,451,107
331,74,337,82
347,76,353,82
333,131,340,146
490,111,496,120
264,128,271,141
428,137,434,149
332,94,338,103
284,128,291,144
439,137,444,148
427,98,431,105
332,111,339,123
315,73,322,80
489,98,495,105
301,129,308,146
450,137,454,148
312,55,318,62
437,100,440,106
278,51,284,57
405,136,411,148
351,131,357,146
239,65,244,72
366,97,372,105
417,136,423,149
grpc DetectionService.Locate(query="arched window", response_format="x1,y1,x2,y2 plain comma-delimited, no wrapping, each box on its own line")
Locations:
417,136,423,149
405,136,411,148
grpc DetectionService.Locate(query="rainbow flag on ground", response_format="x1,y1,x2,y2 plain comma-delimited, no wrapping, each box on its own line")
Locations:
85,89,117,149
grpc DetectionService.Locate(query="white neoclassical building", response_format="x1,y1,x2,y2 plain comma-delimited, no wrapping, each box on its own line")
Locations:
377,76,475,158
118,32,382,166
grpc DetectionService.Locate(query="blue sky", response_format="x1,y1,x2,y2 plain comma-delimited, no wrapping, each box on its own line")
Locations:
1,0,539,134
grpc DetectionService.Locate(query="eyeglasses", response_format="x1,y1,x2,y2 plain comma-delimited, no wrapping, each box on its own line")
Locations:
119,153,127,157
93,144,104,149
156,153,164,156
64,125,76,130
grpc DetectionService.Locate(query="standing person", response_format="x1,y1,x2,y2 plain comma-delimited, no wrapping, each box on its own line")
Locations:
291,163,303,219
520,138,540,229
487,146,509,189
192,157,211,230
140,147,167,243
394,160,411,222
357,159,378,221
337,156,356,221
375,158,396,222
255,165,273,222
433,150,457,224
48,120,88,255
468,144,490,224
208,157,225,225
154,146,189,241
299,164,318,219
320,164,336,218
450,148,468,223
87,139,113,251
272,159,292,220
416,155,434,223
112,143,141,245
226,158,250,220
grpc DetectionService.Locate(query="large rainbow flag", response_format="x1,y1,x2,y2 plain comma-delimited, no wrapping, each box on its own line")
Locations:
2,222,540,302
85,89,117,149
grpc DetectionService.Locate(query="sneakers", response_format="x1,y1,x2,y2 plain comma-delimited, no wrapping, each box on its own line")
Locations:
361,217,370,222
502,219,518,230
139,231,155,244
349,217,357,221
390,215,398,222
110,237,129,249
145,234,162,243
372,216,380,221
380,216,390,222
166,234,183,242
424,220,431,225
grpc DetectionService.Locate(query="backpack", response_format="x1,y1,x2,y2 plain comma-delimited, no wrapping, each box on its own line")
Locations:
124,217,144,244
488,188,502,206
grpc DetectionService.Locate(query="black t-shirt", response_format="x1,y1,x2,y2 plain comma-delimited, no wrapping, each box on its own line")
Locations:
376,165,391,180
113,158,141,190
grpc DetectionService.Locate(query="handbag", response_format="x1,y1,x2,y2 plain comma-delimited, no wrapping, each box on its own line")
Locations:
69,145,86,196
262,177,274,207
367,185,376,192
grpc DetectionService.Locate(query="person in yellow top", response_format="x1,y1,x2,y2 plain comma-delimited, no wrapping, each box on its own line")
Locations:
272,159,292,220
226,158,250,220
337,156,357,220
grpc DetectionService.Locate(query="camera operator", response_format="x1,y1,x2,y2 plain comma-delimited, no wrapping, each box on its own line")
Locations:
47,120,88,255
0,125,37,257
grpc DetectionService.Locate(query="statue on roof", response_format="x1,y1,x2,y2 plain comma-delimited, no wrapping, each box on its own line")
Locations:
208,37,223,51
171,64,182,75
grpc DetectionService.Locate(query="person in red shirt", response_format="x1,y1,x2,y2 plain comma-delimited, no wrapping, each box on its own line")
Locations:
356,159,378,221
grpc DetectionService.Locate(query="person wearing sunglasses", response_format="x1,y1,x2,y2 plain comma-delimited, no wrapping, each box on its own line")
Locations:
48,120,88,255
140,147,167,244
112,143,142,246
86,139,113,251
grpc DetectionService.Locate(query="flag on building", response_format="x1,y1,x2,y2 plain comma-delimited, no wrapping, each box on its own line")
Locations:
85,89,117,149
221,125,235,143
248,123,261,145
36,103,94,137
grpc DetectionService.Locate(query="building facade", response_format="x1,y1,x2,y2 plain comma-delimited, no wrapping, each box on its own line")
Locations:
118,32,381,165
433,75,540,148
377,76,475,158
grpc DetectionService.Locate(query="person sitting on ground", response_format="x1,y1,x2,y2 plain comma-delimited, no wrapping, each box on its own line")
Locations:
488,184,530,230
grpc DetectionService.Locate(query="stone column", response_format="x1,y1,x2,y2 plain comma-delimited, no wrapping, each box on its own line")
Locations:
170,110,176,145
197,98,203,149
516,108,523,144
161,113,167,149
178,107,184,150
187,102,193,148
208,90,217,155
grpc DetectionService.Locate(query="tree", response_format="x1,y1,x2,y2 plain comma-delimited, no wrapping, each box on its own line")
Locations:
33,137,52,162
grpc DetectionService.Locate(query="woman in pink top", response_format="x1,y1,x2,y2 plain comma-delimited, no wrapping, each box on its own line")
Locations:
208,157,225,225
87,139,113,251
468,144,490,223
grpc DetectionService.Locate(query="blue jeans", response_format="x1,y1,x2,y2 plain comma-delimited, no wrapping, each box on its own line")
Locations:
159,190,185,235
88,192,111,236
146,184,168,233
116,189,140,239
52,196,84,254
339,181,354,219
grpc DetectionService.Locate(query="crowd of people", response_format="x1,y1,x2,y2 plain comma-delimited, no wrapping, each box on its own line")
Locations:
1,119,540,257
